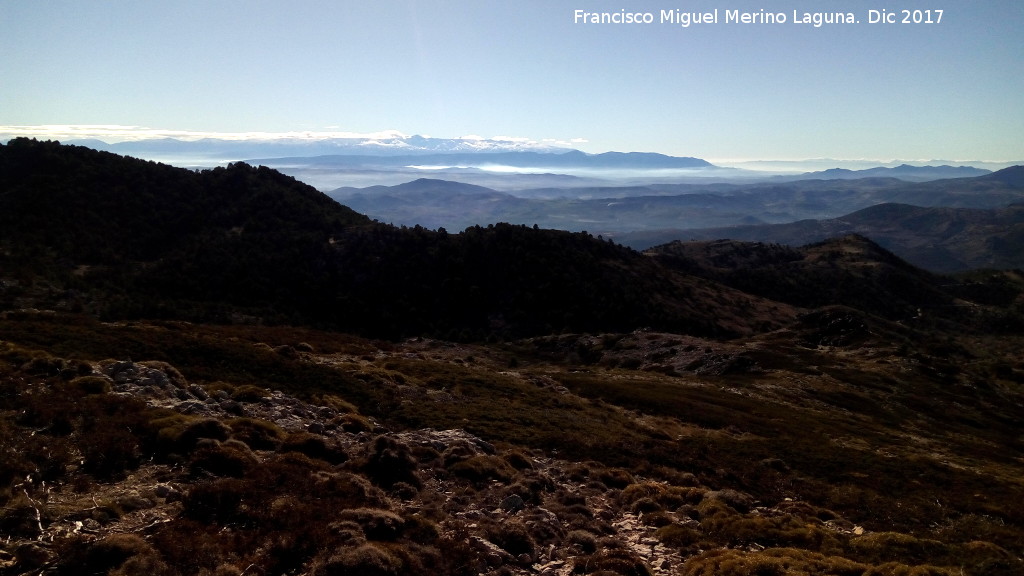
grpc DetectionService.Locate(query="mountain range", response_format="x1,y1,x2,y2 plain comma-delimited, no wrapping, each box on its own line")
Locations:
327,168,1024,272
1,138,1023,576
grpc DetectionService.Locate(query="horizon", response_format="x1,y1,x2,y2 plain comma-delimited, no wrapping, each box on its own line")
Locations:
1,126,1021,172
2,1,1022,164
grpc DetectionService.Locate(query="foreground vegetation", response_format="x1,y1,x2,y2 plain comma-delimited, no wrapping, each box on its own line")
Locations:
1,310,1022,575
2,139,1022,575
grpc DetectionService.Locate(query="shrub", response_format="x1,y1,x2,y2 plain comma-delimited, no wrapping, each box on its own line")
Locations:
188,440,259,477
81,534,162,576
487,519,536,559
340,412,375,432
227,417,286,450
596,468,635,489
449,455,515,485
361,436,421,488
567,529,599,553
281,431,348,464
231,384,271,402
337,508,405,541
311,543,404,576
573,548,652,576
848,532,953,566
655,524,701,548
182,478,246,523
138,360,188,388
152,415,230,454
502,449,535,470
70,375,112,394
861,563,957,576
679,548,868,576
403,514,440,544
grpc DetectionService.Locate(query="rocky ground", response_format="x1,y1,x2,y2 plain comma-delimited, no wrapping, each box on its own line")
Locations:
2,316,1022,576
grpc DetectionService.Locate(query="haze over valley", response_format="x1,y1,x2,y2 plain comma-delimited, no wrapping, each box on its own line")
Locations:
4,1,1024,575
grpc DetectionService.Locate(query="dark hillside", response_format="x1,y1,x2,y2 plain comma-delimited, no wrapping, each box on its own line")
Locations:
0,138,369,266
0,139,794,339
647,235,955,324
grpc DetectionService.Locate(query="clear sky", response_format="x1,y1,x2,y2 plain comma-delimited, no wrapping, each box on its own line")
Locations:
2,0,1022,161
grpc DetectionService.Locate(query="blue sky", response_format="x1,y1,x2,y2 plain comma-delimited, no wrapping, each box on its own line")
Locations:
2,0,1022,161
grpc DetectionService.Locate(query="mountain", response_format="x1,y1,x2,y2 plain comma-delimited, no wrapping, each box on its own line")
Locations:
325,169,1024,243
2,139,1024,576
0,138,784,340
253,150,714,170
645,234,954,321
622,202,1024,273
780,164,991,182
69,133,575,160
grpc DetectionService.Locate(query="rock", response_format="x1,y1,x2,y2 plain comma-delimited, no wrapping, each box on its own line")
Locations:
14,543,51,569
501,494,526,513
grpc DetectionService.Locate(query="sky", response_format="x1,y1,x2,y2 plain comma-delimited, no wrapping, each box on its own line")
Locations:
2,0,1022,162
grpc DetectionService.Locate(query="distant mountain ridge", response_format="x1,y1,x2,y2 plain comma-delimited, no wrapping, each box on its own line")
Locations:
622,201,1024,273
0,138,781,339
778,164,991,182
326,168,1024,253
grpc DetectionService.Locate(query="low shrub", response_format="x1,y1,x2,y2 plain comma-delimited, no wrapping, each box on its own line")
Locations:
573,548,652,576
69,375,112,394
152,414,230,455
310,543,404,576
338,508,405,541
227,417,286,450
655,523,701,548
848,532,953,566
231,384,271,402
567,529,599,553
680,548,867,576
596,468,635,489
281,431,348,464
861,563,958,576
487,519,536,559
361,436,421,488
188,440,259,477
76,534,167,576
449,455,515,484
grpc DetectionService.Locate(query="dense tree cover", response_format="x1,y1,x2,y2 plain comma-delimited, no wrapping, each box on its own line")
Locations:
647,236,966,325
0,139,738,340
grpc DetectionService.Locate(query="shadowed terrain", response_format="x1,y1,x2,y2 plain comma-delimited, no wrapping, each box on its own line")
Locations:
1,140,1022,576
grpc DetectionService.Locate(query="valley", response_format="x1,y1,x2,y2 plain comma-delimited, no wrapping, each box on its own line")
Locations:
1,139,1022,576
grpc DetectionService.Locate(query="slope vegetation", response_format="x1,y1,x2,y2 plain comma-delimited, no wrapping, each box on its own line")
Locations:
1,140,1023,576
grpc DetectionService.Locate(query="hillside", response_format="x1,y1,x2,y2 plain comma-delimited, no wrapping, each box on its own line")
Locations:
0,139,789,340
325,169,1024,245
628,202,1024,273
1,140,1023,576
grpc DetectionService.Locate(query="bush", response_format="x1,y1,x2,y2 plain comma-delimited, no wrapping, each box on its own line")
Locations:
311,543,404,576
80,534,164,576
227,417,286,450
70,375,112,394
487,520,536,559
231,384,271,402
655,524,701,548
152,415,230,454
573,548,652,576
188,440,259,477
281,431,349,464
679,548,868,576
596,468,635,489
361,436,421,488
337,508,405,541
449,455,515,484
848,532,954,566
567,529,599,553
